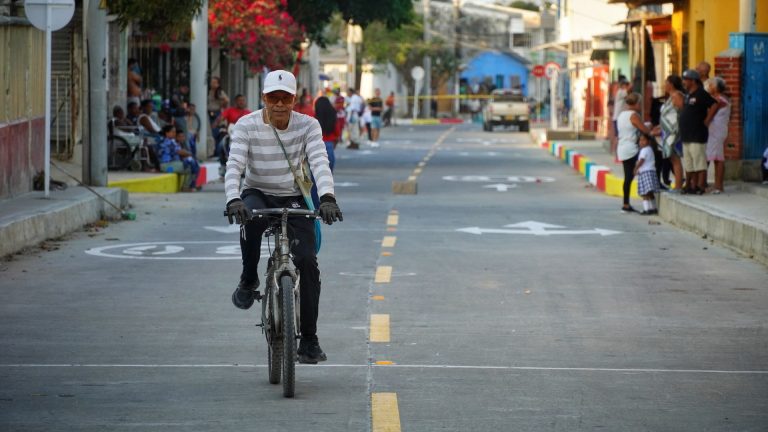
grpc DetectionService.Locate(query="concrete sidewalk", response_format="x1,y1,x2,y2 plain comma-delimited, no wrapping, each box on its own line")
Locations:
0,186,128,258
0,154,222,259
531,128,768,266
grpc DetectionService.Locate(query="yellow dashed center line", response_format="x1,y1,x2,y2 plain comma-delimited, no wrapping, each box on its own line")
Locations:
381,251,393,256
375,266,392,283
372,295,385,301
370,314,391,342
381,236,397,248
387,214,399,226
372,393,401,432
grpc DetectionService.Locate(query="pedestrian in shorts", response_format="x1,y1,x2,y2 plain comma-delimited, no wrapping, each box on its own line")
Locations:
634,133,660,215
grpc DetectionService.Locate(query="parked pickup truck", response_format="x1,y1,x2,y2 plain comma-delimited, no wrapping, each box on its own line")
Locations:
482,88,529,132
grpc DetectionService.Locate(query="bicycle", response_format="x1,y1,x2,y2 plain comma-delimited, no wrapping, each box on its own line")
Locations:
225,207,319,398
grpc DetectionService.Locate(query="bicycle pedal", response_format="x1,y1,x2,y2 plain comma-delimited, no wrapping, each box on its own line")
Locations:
254,323,264,327
254,291,263,302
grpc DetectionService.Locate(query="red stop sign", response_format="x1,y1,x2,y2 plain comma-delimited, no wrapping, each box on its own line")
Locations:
532,65,546,78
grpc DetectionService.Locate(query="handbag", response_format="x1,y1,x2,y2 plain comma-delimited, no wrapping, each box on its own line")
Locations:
268,124,322,253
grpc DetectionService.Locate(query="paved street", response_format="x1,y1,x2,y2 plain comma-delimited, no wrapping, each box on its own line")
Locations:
1,124,767,431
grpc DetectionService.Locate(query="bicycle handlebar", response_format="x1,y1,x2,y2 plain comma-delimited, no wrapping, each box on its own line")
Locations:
222,208,319,218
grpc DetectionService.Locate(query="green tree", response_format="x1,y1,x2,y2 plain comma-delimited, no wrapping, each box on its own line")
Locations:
362,19,458,100
288,0,414,47
509,1,539,11
107,0,204,40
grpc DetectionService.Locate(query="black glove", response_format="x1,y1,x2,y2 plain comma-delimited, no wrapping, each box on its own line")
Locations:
318,194,343,225
226,199,251,225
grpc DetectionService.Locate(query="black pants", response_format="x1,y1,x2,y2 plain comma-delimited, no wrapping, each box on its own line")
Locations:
240,189,321,340
622,154,638,205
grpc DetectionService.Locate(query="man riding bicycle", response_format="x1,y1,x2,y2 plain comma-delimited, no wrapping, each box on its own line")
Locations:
224,70,343,364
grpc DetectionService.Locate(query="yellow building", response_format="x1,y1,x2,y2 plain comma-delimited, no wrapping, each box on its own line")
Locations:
611,0,767,72
673,0,768,71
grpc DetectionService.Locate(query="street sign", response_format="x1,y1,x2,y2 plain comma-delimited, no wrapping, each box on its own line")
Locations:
456,221,621,236
532,64,546,78
25,0,75,31
25,0,75,198
411,66,425,81
544,62,561,80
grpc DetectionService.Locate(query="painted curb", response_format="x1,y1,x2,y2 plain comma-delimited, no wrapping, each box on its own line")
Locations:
534,133,638,198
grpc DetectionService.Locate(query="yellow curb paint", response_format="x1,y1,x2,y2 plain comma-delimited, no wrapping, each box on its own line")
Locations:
108,173,179,193
375,266,392,283
372,295,385,301
381,251,393,257
372,393,401,432
375,360,394,365
370,314,391,342
381,236,397,248
387,215,399,226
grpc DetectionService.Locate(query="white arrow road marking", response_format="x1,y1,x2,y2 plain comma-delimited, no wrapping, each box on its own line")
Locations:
204,225,240,234
456,226,621,236
504,221,564,230
335,182,360,187
483,183,518,192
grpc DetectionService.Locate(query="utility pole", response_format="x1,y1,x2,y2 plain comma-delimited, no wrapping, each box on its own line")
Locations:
452,0,461,116
86,0,108,186
347,21,357,90
739,0,756,32
423,0,431,118
190,0,209,162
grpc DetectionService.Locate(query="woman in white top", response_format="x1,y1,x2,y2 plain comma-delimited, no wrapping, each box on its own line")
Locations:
616,92,653,212
705,77,730,194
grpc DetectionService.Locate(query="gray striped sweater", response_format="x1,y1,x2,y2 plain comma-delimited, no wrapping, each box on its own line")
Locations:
224,110,334,203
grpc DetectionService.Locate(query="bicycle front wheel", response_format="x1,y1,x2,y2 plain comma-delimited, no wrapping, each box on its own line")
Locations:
265,287,281,385
280,275,296,398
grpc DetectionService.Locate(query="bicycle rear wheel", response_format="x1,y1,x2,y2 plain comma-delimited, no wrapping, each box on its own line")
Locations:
265,287,281,385
280,275,296,398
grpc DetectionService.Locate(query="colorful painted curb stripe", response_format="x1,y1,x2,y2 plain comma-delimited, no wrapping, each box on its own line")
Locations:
538,139,638,198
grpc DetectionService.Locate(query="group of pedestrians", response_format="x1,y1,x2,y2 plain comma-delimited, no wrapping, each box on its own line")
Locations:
614,62,732,215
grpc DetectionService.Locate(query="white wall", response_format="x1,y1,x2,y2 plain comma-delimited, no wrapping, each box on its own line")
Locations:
558,0,627,43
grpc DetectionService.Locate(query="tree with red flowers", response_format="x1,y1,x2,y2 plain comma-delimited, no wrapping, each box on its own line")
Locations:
208,0,305,72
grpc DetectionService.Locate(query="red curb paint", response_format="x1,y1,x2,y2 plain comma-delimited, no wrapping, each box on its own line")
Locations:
596,170,609,191
196,166,207,188
439,118,464,124
573,154,582,169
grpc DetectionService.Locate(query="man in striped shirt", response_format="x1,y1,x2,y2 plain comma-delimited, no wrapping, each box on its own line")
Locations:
224,70,343,364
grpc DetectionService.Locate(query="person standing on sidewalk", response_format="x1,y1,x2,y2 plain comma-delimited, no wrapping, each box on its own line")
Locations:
611,77,631,161
617,93,652,213
653,75,685,192
367,88,384,143
634,133,660,215
346,88,364,149
680,69,718,195
705,77,730,194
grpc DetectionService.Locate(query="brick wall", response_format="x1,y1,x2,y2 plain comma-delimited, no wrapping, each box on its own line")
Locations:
714,49,743,160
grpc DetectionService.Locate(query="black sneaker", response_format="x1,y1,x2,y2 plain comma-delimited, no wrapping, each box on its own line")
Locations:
621,205,637,213
297,338,327,364
231,278,260,310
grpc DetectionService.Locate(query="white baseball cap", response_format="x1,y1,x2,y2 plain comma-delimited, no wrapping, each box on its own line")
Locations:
262,70,297,95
